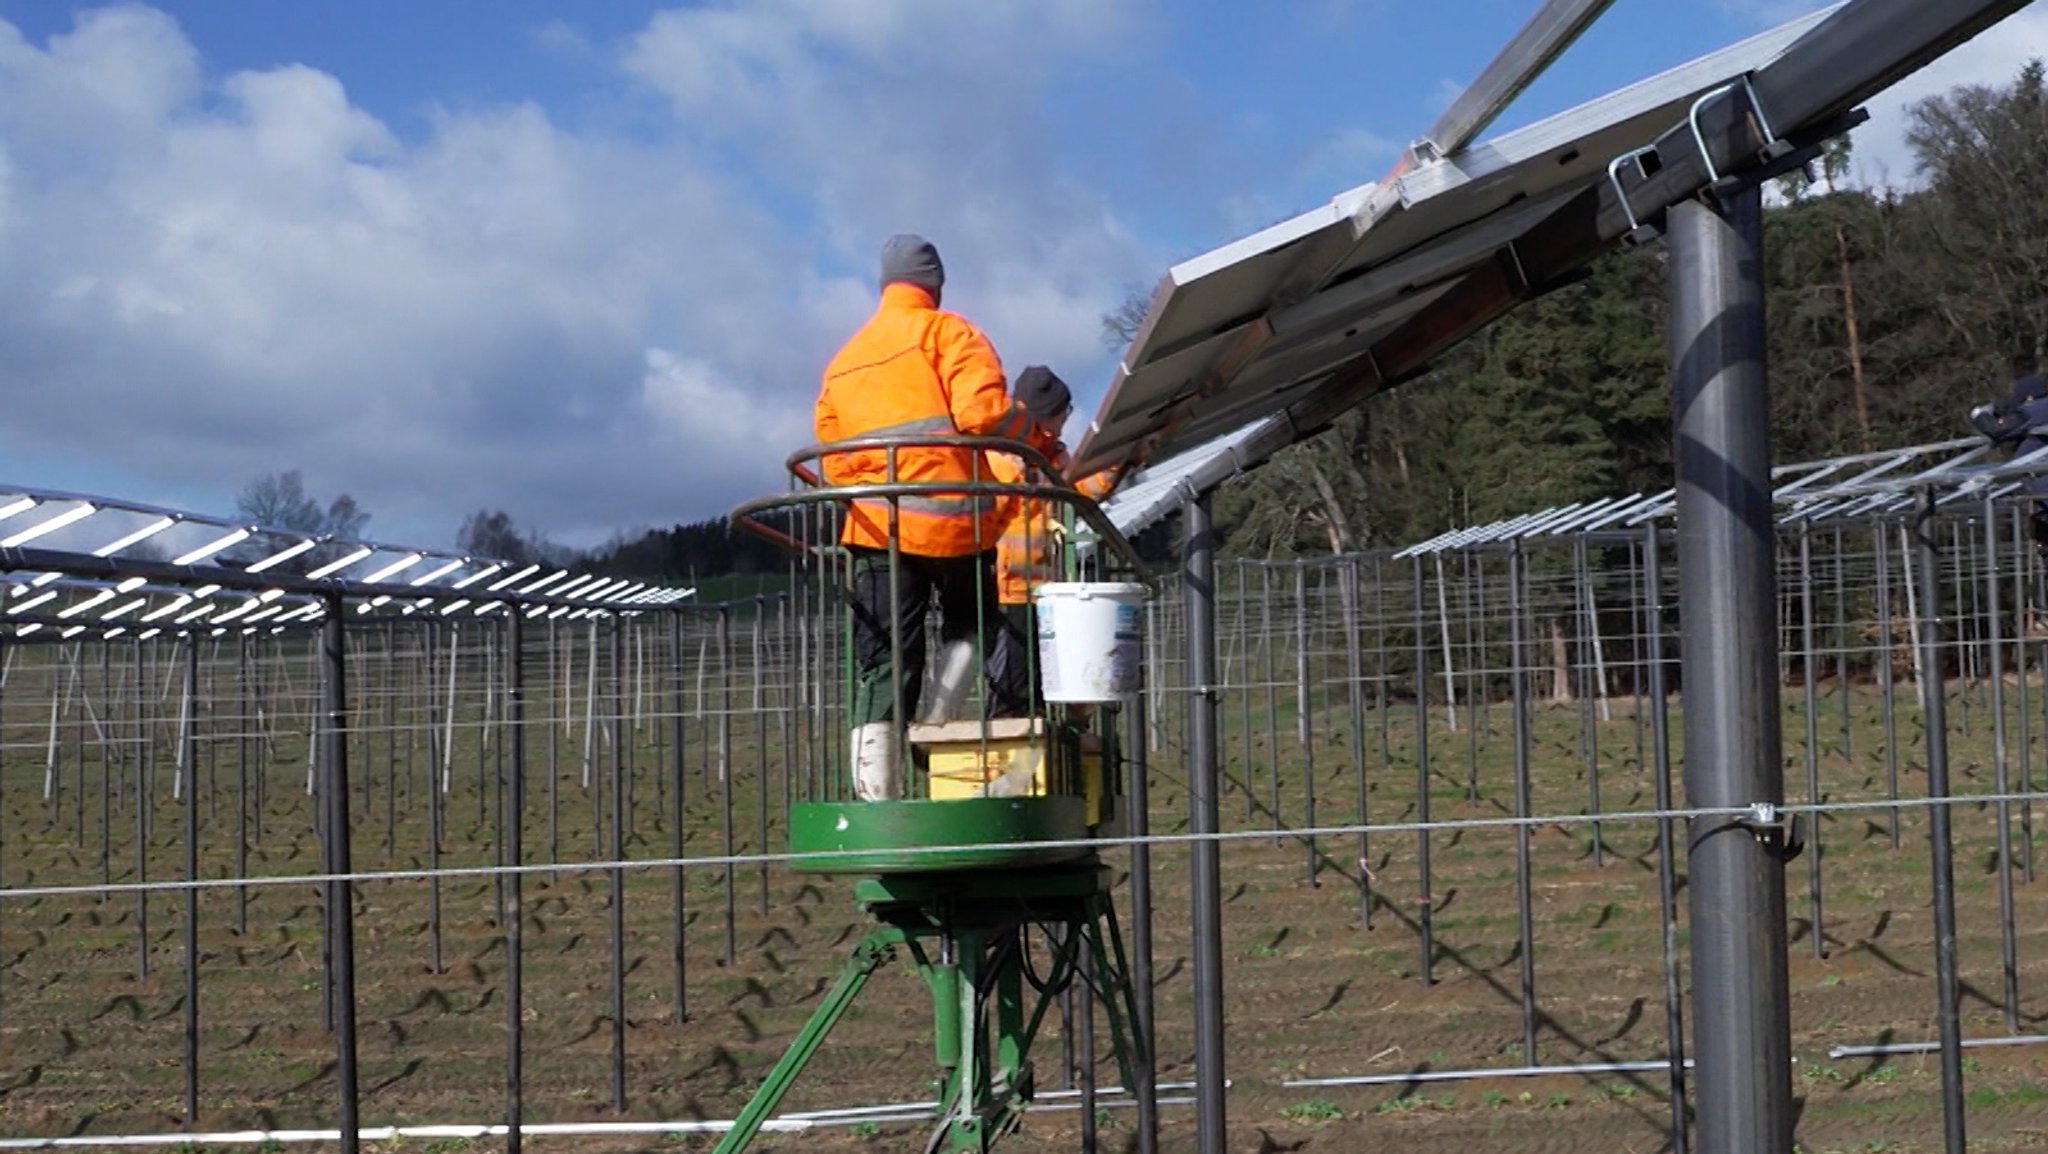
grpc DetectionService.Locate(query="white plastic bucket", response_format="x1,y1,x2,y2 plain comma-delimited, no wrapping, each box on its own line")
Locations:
1034,582,1146,703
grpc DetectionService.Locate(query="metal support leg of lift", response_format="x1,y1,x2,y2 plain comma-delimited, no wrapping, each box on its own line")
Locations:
710,867,1147,1154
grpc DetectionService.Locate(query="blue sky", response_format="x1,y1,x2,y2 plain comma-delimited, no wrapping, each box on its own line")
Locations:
0,0,2039,549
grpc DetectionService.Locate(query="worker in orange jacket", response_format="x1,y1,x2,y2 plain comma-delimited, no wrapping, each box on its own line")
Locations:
988,366,1120,701
815,234,1056,799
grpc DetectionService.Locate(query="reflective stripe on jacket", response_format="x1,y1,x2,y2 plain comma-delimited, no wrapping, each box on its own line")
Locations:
990,452,1118,606
815,284,1035,556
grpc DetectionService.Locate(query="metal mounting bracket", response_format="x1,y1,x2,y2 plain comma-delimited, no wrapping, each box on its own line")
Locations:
1736,802,1806,863
1688,74,1788,190
1605,145,1663,246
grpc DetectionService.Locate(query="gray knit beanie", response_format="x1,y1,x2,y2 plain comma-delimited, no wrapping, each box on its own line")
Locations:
879,233,945,295
1015,365,1071,424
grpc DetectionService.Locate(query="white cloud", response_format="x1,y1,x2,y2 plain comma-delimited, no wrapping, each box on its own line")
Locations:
530,20,594,59
0,2,1160,549
641,348,809,465
1840,7,2048,192
618,0,1153,338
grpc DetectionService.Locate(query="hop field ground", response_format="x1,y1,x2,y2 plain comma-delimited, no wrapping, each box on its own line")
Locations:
0,641,2046,1152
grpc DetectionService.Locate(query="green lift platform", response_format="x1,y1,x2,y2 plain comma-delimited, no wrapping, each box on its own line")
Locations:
712,788,1146,1153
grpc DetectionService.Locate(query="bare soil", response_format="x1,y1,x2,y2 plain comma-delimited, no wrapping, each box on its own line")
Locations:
1,674,2046,1154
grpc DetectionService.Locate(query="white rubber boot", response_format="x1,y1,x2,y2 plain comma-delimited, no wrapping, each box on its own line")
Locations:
851,722,902,801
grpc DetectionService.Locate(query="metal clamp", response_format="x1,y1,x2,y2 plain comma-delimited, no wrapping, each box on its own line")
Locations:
1688,74,1785,187
1604,146,1661,245
1736,802,1806,863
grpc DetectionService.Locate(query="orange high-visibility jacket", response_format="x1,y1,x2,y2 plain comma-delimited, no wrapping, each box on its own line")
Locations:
815,284,1038,557
989,451,1119,606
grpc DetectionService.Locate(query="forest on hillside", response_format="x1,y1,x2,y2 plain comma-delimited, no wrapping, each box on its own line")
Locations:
1210,62,2048,558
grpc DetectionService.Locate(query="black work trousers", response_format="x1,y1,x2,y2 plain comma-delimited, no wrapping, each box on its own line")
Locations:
849,547,1030,724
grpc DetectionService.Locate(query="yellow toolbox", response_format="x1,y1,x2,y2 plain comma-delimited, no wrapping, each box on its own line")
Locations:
909,717,1110,826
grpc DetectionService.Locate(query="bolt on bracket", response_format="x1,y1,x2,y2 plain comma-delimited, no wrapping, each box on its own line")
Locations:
1736,802,1806,863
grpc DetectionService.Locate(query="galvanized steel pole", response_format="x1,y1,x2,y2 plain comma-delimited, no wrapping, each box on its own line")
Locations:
1507,541,1538,1064
669,610,689,1028
1668,188,1792,1154
319,596,362,1154
1981,498,2021,1033
1643,524,1689,1154
1913,489,1967,1154
1183,491,1227,1154
609,614,629,1113
181,636,199,1126
1411,554,1433,983
1121,686,1158,1154
1797,525,1825,958
505,610,526,1154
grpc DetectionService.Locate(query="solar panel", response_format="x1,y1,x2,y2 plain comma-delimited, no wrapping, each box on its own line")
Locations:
1098,419,1273,536
0,482,694,636
1391,436,2048,555
1074,8,1836,479
1073,0,2025,483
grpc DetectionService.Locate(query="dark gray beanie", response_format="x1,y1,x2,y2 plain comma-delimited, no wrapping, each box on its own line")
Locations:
1015,365,1071,424
879,233,945,294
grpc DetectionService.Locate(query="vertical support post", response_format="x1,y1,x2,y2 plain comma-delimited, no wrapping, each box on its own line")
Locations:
426,623,444,974
2014,507,2037,884
1833,527,1852,761
669,610,689,1028
1507,543,1538,1064
1797,526,1825,958
1876,522,1901,849
719,608,737,967
1644,524,1689,1154
318,632,335,1036
1183,490,1227,1154
386,623,398,859
319,596,362,1154
609,614,629,1113
491,624,507,941
1982,499,2020,1033
1238,562,1254,824
1262,567,1279,841
97,647,111,873
754,603,770,917
236,635,250,935
136,640,150,980
506,609,526,1154
1121,691,1158,1154
1913,491,1966,1154
1668,187,1791,1154
1342,560,1369,928
1411,554,1434,982
1574,536,1604,866
1294,564,1317,887
181,636,200,1126
101,643,112,890
1957,522,1977,739
1434,553,1460,733
1466,553,1483,802
549,618,561,873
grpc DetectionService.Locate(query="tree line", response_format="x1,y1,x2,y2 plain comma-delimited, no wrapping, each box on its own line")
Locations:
225,469,783,586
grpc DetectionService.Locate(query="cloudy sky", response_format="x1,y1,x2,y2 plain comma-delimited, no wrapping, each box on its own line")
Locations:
0,1,2041,551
